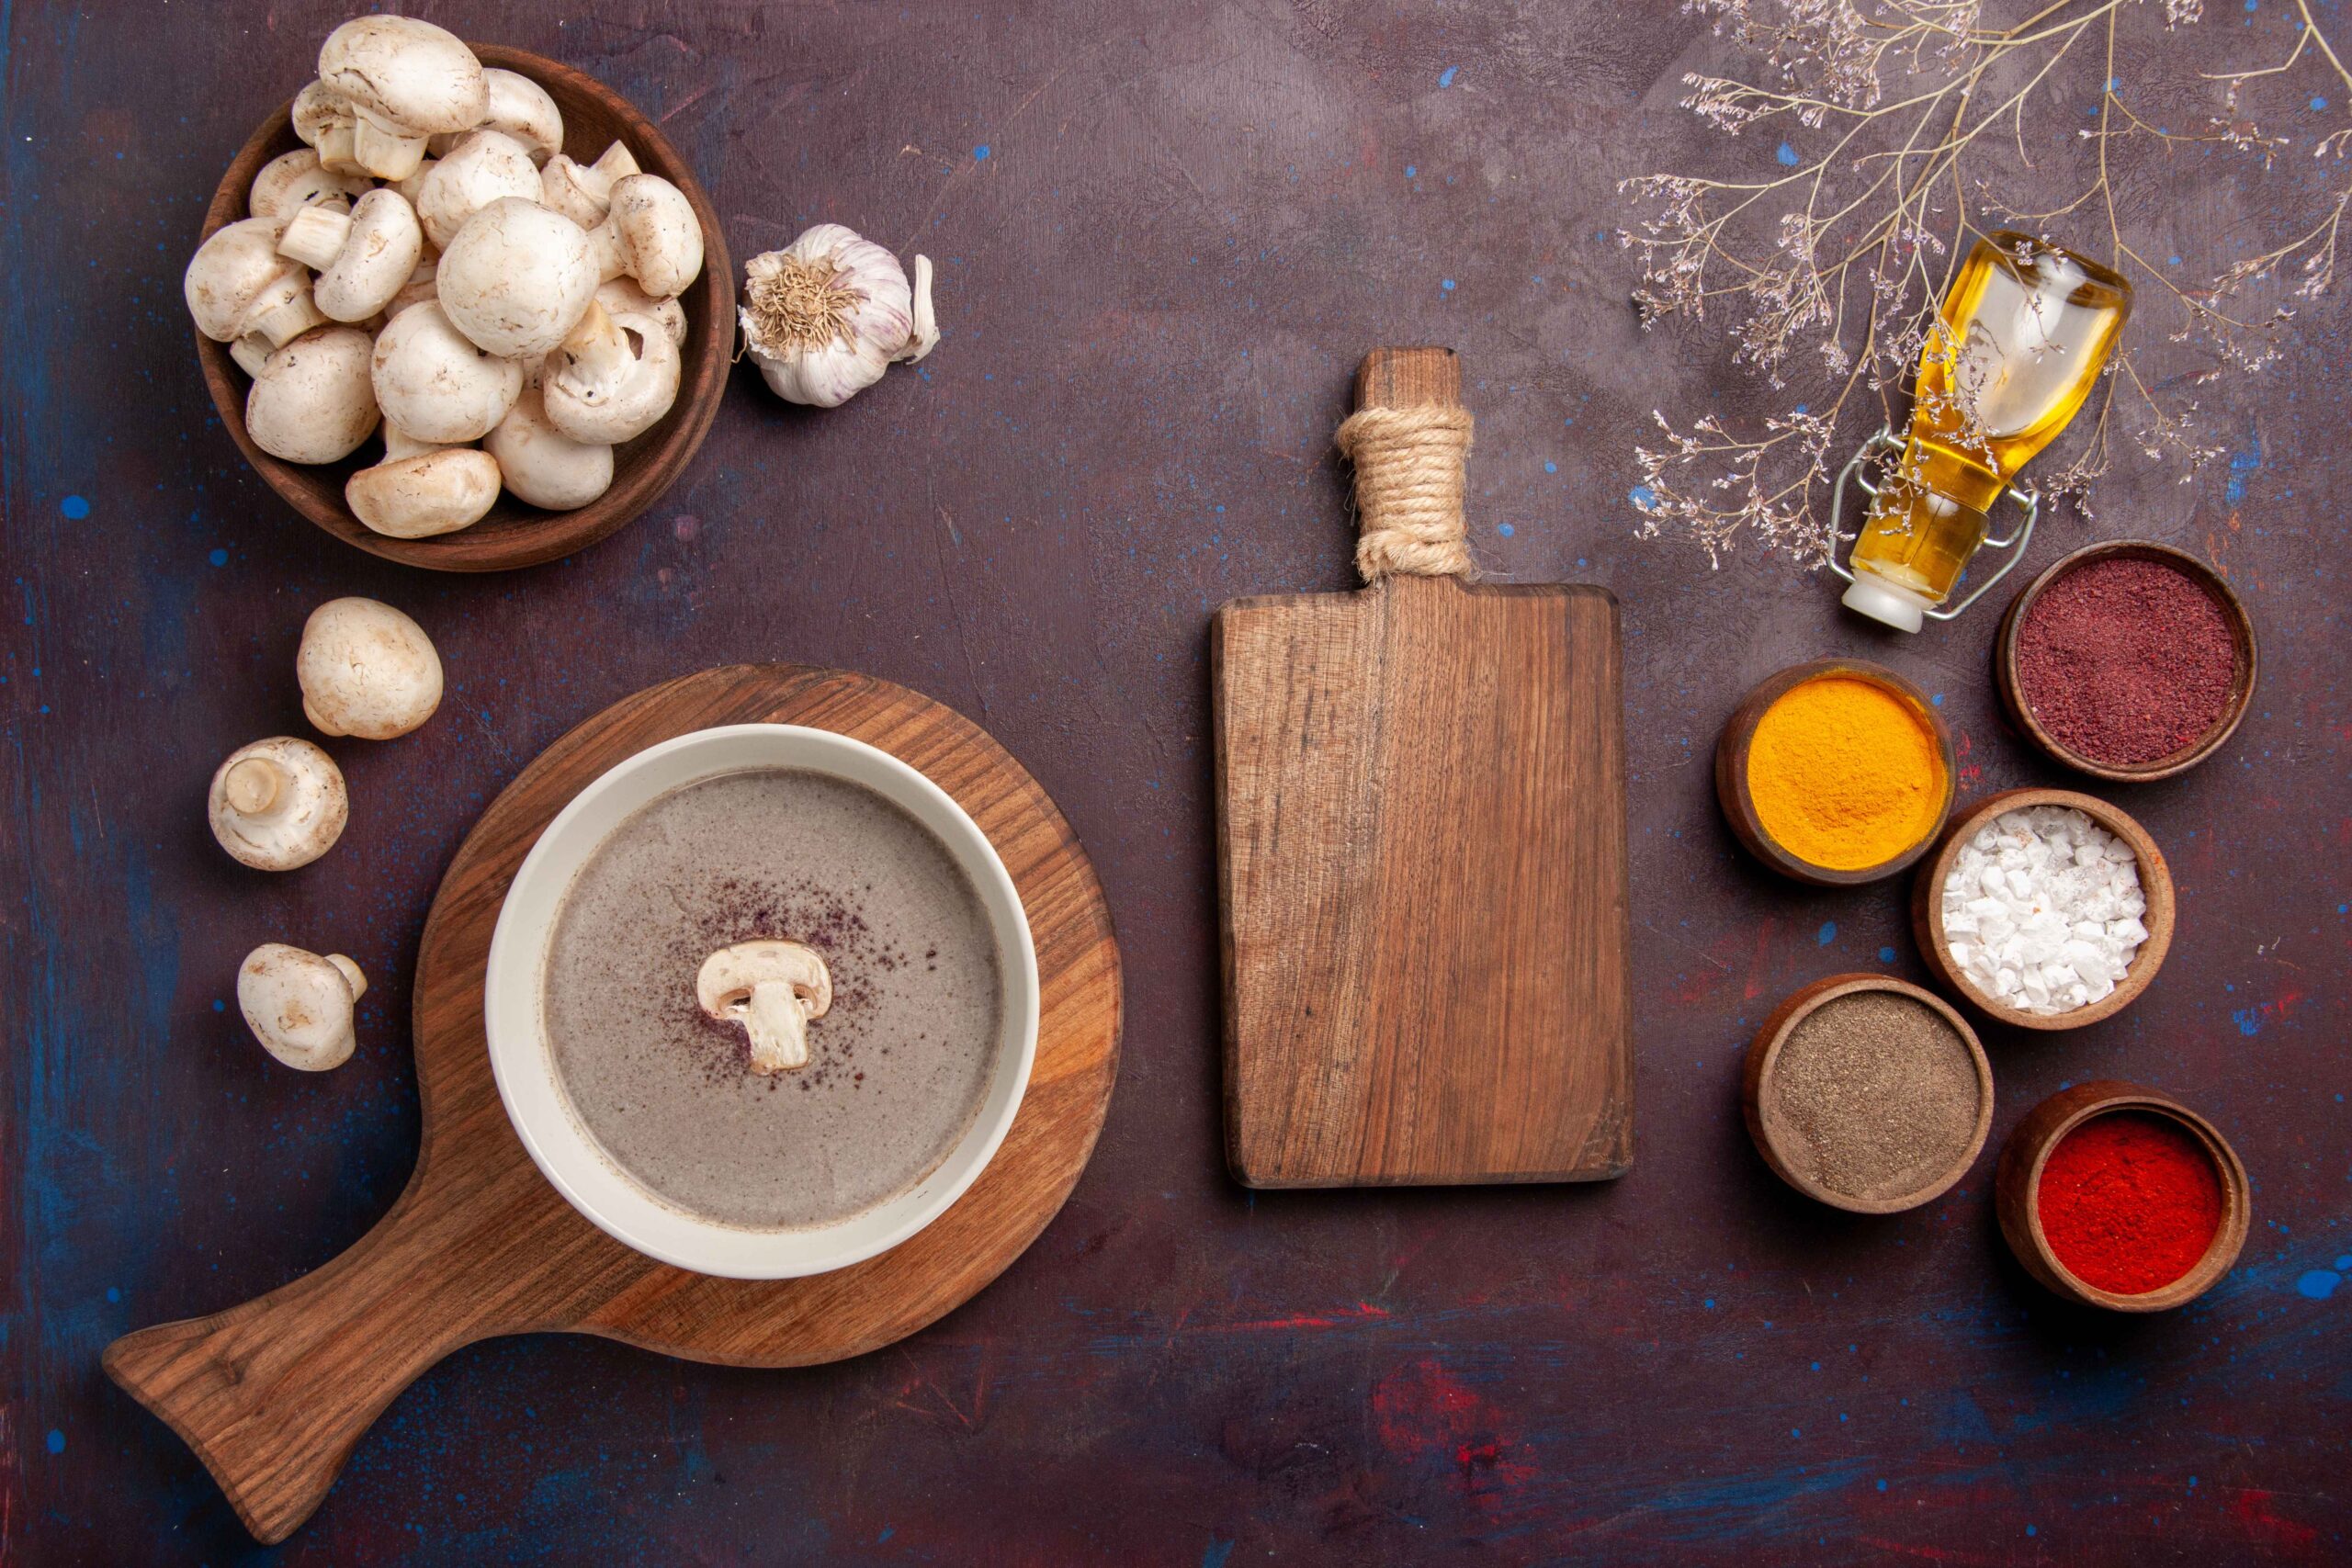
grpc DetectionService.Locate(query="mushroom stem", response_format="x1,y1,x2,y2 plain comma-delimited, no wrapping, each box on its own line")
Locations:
593,140,640,181
248,280,329,350
743,979,812,1073
277,205,355,270
324,953,368,1001
221,755,288,816
351,117,429,182
557,299,633,383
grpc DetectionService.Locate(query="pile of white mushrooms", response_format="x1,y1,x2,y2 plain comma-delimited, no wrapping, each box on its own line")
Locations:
211,596,444,1072
184,16,707,536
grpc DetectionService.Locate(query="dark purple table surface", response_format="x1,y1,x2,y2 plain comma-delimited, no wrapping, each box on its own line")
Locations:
4,4,2346,1563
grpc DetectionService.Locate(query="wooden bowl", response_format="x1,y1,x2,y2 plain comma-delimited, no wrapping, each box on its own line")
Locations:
1995,541,2258,782
1995,1080,2251,1312
195,44,733,572
1740,973,1993,1214
1714,659,1956,886
1911,787,2175,1032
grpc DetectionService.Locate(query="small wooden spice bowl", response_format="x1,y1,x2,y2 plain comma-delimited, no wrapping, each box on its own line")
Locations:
1740,974,1994,1214
1911,787,2176,1032
1995,541,2259,783
196,44,734,573
1715,659,1956,887
1995,1080,2251,1312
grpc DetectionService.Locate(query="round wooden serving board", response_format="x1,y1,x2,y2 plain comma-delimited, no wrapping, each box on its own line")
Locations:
102,665,1124,1544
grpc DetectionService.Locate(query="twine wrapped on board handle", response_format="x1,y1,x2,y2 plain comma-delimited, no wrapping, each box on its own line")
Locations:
1336,347,1475,582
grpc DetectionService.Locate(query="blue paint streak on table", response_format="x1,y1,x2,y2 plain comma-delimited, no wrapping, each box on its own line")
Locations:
2,3,2346,1562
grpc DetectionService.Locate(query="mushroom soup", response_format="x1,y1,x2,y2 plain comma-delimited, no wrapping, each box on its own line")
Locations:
540,767,1004,1229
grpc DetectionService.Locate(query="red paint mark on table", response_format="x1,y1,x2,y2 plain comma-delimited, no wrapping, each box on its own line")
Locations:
1213,1302,1391,1334
2225,1486,2320,1551
1371,1359,1540,1506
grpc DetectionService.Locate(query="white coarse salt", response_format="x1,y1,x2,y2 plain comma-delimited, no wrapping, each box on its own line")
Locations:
1939,806,2146,1016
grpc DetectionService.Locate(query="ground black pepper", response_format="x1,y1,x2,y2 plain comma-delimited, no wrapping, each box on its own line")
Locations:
1765,991,1981,1202
2014,556,2238,766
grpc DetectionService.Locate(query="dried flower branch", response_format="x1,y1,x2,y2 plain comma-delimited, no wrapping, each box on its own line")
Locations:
1622,0,2347,566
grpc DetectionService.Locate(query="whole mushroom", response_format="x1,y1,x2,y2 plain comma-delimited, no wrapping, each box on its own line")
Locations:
413,129,540,251
542,300,681,444
371,300,523,443
587,174,704,299
297,596,444,739
539,140,639,228
436,197,597,359
244,326,379,464
209,737,348,871
485,383,614,509
595,276,686,348
238,944,368,1072
277,188,425,322
431,68,562,164
186,218,327,352
249,148,369,221
316,16,487,181
346,427,503,538
290,81,363,176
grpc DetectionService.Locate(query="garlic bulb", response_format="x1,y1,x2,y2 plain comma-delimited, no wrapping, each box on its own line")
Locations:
739,223,937,408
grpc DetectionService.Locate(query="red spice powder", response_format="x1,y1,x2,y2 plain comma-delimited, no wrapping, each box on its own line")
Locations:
2036,1111,2224,1295
2013,557,2237,766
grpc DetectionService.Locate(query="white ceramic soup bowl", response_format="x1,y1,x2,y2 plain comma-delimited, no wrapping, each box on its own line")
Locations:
484,724,1039,1280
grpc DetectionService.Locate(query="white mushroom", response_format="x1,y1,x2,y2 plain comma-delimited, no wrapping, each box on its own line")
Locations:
186,218,328,350
370,300,523,442
431,68,562,164
238,944,368,1072
244,326,379,464
586,174,704,299
208,737,348,871
695,941,832,1073
435,197,598,360
297,596,444,739
485,383,614,509
316,17,487,181
290,81,363,177
277,189,426,321
595,276,686,348
413,129,541,251
542,301,681,444
538,140,638,228
248,148,368,221
346,426,503,538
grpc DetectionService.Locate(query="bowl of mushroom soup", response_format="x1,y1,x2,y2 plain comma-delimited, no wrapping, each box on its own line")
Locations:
482,724,1041,1280
193,35,732,572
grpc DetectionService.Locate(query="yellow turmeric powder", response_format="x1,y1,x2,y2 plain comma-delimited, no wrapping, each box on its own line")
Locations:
1747,675,1945,871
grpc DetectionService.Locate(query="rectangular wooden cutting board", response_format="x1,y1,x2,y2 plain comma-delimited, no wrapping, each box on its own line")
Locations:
1212,347,1634,1188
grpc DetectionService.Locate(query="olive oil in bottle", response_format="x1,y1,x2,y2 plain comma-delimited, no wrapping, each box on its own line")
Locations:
1842,232,2132,632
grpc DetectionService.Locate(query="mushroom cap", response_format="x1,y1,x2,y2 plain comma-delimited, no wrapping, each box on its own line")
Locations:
249,148,368,220
245,326,380,464
596,175,704,298
543,306,682,445
459,68,562,163
309,189,427,321
484,383,615,510
370,300,524,443
537,153,610,229
695,941,833,1019
594,276,687,348
208,736,348,871
436,197,599,360
297,596,445,739
413,130,541,251
346,434,503,538
186,217,307,342
238,943,367,1072
318,17,486,137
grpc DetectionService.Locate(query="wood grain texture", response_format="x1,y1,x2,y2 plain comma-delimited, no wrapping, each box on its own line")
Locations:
101,665,1122,1543
195,44,734,572
1213,347,1634,1188
1994,1080,2252,1313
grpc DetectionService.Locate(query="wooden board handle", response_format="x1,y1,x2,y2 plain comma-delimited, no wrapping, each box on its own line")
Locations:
101,1170,543,1543
1355,345,1461,412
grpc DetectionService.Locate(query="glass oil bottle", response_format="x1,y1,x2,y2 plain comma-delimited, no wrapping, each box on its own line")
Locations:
1841,231,2132,632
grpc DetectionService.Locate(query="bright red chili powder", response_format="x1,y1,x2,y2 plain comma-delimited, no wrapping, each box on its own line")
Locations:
2013,557,2238,766
2036,1111,2224,1295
